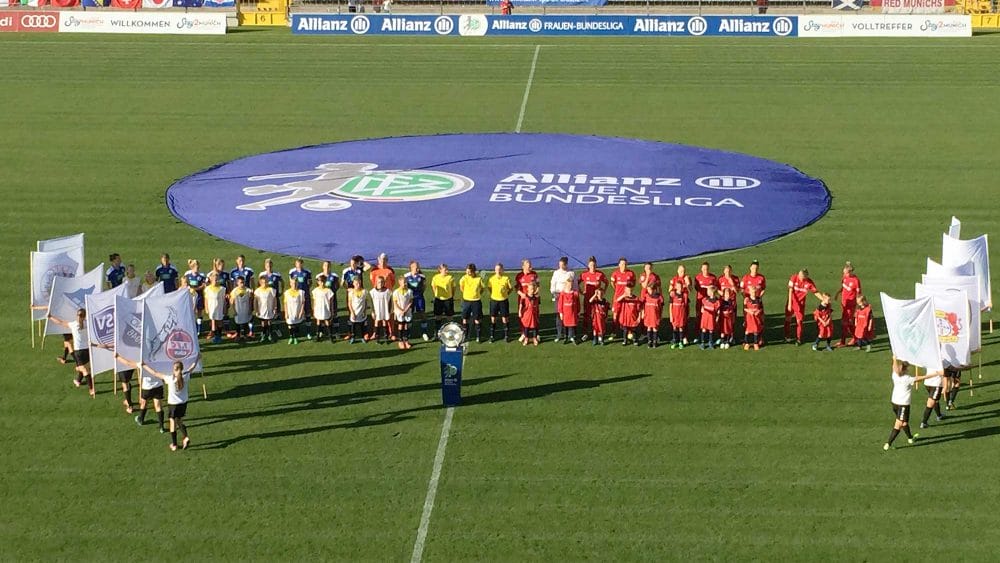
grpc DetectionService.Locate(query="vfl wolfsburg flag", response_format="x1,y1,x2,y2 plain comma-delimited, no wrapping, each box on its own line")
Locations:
30,248,85,321
141,289,202,375
880,293,943,373
926,257,974,278
942,234,991,309
44,264,104,336
85,284,131,375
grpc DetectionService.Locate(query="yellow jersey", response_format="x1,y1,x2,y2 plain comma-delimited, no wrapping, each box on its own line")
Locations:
431,273,455,300
460,274,485,302
488,274,513,301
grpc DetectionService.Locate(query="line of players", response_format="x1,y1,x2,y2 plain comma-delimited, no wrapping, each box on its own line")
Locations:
99,251,874,353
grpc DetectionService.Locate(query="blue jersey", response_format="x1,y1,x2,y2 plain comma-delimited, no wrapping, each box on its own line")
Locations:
321,272,340,292
155,264,179,292
289,268,312,292
263,271,282,291
405,272,426,295
212,269,231,287
184,271,207,292
230,266,255,285
106,264,126,288
342,267,364,289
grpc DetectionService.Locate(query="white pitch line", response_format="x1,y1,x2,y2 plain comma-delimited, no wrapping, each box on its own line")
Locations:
514,44,541,134
410,406,455,563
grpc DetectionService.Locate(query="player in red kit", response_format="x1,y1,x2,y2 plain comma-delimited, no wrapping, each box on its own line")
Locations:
588,288,609,346
609,257,636,341
557,280,581,345
812,293,834,351
784,268,821,345
694,262,718,318
616,288,642,346
719,287,736,349
699,287,720,349
668,280,687,349
854,294,874,352
669,264,692,344
833,261,861,347
578,256,608,341
743,286,764,351
740,260,767,346
639,262,661,299
642,285,664,348
518,282,540,346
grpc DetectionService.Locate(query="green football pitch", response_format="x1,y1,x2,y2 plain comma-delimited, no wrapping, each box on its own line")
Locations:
2,30,1000,561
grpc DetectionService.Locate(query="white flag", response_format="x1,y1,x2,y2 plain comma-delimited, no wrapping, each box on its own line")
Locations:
947,217,961,239
141,289,202,376
30,248,85,321
942,234,991,309
37,233,84,253
85,284,131,376
114,295,144,372
880,293,943,373
926,257,974,278
913,286,971,368
44,265,104,336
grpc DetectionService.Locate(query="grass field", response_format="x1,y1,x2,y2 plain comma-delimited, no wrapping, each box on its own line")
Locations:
2,30,1000,561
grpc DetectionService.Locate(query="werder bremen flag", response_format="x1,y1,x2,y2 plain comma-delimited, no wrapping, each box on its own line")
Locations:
914,286,971,368
916,283,980,354
942,234,991,309
926,257,974,278
948,217,961,239
30,248,85,320
141,289,202,375
37,233,84,254
44,264,104,336
85,284,131,376
114,283,165,371
880,293,943,373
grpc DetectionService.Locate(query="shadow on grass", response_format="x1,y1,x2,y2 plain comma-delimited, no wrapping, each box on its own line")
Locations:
211,360,431,401
909,424,1000,447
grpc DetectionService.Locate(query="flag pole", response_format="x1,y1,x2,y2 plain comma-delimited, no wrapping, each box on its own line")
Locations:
113,369,118,397
29,256,35,348
201,369,207,400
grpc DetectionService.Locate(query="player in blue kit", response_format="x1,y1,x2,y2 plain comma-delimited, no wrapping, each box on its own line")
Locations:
405,260,429,341
183,259,208,334
155,253,179,293
289,258,313,325
106,253,126,289
230,254,255,287
342,255,367,290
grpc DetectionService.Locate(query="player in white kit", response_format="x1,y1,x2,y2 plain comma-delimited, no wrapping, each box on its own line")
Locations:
254,274,278,343
370,276,393,345
393,277,414,350
229,276,253,343
312,275,335,342
884,357,937,451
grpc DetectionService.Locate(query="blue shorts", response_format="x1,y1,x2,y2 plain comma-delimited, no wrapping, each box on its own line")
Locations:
413,294,426,313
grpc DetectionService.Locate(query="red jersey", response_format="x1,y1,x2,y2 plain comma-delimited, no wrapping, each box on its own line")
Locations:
589,299,609,335
618,296,642,328
515,271,538,299
579,270,608,302
788,275,817,310
669,275,691,301
519,295,540,329
700,297,720,332
744,297,763,334
718,274,738,301
557,290,580,327
741,274,766,298
669,291,687,330
611,269,636,299
814,305,833,339
719,299,735,336
642,294,664,329
639,272,661,298
695,273,718,301
854,304,873,339
841,274,861,307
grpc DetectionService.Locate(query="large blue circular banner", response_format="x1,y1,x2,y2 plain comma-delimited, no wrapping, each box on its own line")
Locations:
166,133,830,267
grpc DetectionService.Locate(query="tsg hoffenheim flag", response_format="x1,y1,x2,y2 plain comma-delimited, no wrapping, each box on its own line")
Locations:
947,217,961,239
30,248,85,320
37,233,84,254
913,286,971,368
926,257,974,278
44,264,104,336
85,284,131,376
942,234,991,309
141,289,202,373
880,293,943,373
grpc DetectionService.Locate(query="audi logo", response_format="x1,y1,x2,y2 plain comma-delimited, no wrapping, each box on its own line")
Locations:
20,15,57,28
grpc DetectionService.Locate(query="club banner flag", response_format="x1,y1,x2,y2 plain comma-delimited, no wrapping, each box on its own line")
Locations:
44,264,104,336
37,233,84,254
85,284,130,375
880,293,943,373
926,257,974,278
942,234,991,309
114,295,144,371
141,289,202,376
913,286,971,367
142,0,172,6
137,282,165,301
30,248,85,320
918,275,981,352
948,216,961,239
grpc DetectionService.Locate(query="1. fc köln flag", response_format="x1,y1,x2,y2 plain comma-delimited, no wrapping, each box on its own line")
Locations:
85,283,131,376
30,248,84,320
141,289,202,374
44,264,104,336
880,293,943,373
942,234,991,309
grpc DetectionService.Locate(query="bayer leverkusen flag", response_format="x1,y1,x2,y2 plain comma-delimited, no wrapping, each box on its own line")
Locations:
141,288,202,375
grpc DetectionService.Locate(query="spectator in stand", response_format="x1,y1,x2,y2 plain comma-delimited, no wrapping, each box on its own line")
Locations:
500,0,513,15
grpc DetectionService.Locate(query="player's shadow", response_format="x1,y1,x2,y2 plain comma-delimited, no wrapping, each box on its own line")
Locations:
210,360,431,401
206,348,409,376
909,424,1000,447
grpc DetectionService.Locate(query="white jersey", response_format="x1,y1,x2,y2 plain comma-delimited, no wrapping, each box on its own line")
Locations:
348,289,367,323
69,320,89,351
254,287,277,320
549,268,577,295
891,371,916,405
284,289,305,325
204,285,227,321
165,372,191,405
925,373,943,388
123,276,142,298
371,288,392,321
140,367,163,391
230,287,253,324
394,288,413,322
312,287,334,321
